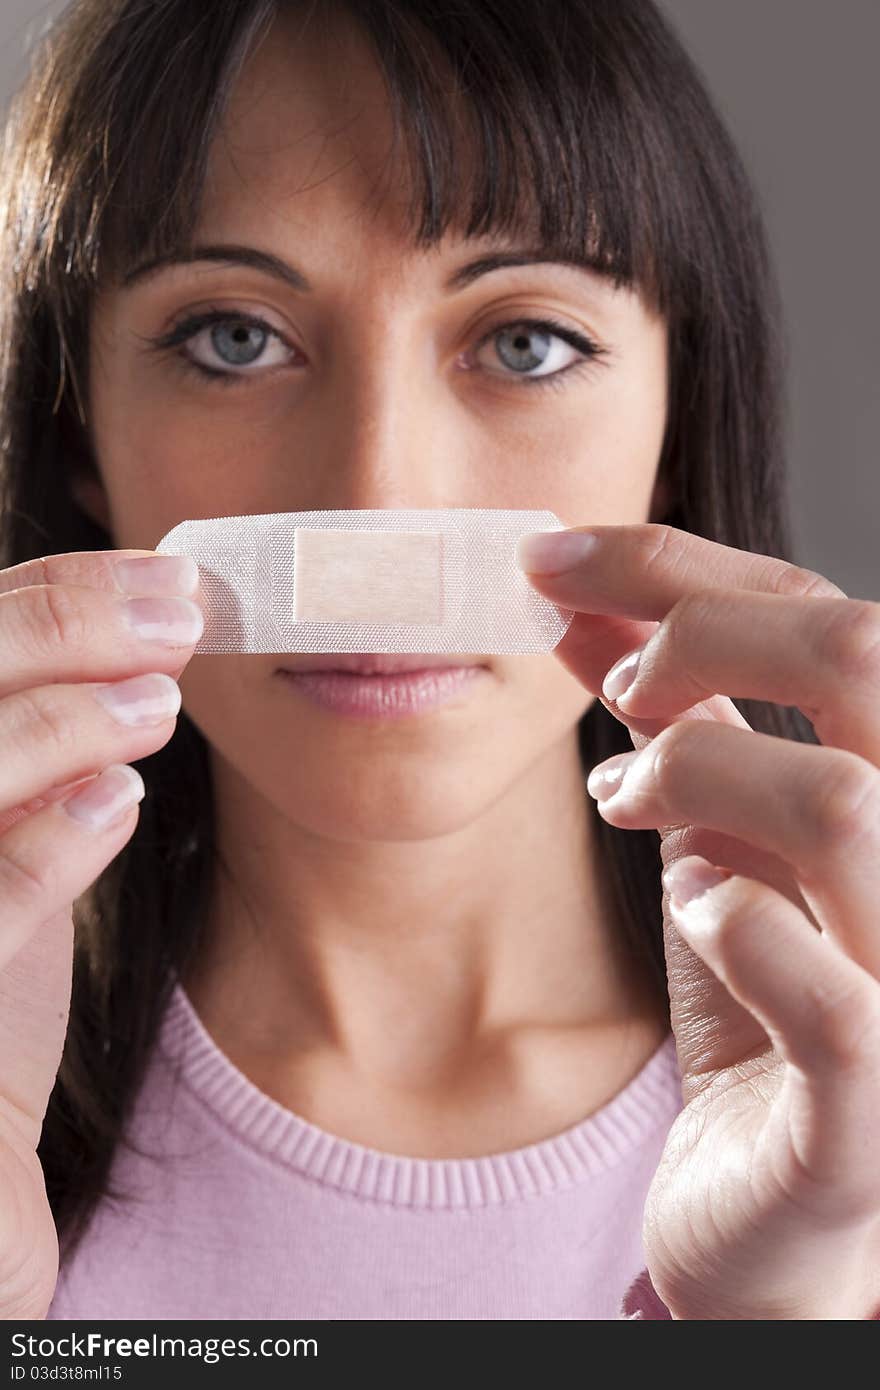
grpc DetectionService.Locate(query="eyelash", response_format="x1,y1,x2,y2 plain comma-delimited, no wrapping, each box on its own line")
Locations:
140,307,609,394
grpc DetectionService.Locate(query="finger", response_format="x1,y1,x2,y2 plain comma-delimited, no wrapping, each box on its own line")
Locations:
0,765,145,977
659,823,822,932
599,590,880,765
0,774,100,835
666,856,880,1212
589,719,880,980
659,855,772,1102
0,549,197,599
515,522,846,622
0,904,75,1154
519,522,842,749
543,555,823,1001
551,611,660,699
0,769,145,1140
0,674,181,817
556,616,796,1086
552,609,755,752
0,580,203,698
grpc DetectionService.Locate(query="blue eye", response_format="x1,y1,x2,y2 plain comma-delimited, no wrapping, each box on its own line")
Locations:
142,309,608,392
146,310,294,381
477,318,607,389
207,320,270,366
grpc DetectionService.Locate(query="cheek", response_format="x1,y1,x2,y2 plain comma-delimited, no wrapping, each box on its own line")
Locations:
527,361,667,529
89,350,262,548
504,653,595,742
94,432,277,552
89,386,212,549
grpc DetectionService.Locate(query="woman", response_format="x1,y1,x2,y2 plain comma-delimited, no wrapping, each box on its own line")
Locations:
1,0,877,1321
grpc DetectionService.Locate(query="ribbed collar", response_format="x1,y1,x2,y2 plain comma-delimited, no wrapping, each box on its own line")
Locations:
156,976,682,1209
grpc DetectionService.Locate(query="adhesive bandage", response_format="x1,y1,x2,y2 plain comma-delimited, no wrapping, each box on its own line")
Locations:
155,508,574,654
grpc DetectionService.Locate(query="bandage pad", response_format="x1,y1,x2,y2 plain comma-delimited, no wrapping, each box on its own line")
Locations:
155,508,574,654
293,528,443,624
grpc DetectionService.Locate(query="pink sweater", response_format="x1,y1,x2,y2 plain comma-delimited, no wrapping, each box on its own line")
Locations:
46,976,680,1320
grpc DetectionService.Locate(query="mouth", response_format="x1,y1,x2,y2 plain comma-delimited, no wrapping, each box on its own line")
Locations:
274,653,491,720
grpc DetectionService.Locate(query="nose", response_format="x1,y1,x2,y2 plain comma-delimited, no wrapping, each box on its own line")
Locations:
299,325,475,512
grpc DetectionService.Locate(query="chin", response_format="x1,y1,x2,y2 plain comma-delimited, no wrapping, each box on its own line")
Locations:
278,768,496,844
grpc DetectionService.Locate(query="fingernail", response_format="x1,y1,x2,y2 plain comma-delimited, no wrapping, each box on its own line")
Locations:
122,596,204,645
602,645,645,702
115,554,199,597
586,750,638,802
94,672,182,726
515,530,598,574
62,764,145,831
662,857,733,906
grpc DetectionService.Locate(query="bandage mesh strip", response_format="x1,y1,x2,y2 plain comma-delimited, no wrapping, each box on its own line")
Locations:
155,509,573,654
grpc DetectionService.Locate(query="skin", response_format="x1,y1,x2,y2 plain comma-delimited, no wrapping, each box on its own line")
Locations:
72,9,674,1157
522,531,880,1318
58,4,880,1322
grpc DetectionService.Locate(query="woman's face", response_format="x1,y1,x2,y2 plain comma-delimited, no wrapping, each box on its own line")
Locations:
78,13,670,842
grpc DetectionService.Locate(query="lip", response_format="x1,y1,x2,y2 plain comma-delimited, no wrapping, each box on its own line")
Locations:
275,656,489,720
277,653,487,675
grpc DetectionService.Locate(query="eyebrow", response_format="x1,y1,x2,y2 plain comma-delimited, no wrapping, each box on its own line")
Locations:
121,242,613,294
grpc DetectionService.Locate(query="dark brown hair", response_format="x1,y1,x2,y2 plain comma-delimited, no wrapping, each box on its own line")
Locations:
0,0,818,1267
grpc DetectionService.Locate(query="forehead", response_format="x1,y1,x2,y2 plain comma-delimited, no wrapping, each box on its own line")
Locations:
197,7,479,250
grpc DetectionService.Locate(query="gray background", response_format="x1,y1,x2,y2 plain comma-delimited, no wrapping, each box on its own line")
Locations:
1,1,877,598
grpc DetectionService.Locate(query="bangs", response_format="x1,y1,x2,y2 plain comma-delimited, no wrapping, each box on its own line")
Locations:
24,0,671,317
359,2,665,307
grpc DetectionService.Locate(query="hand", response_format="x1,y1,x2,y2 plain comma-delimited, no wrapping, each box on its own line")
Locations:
517,522,880,1320
0,549,203,1317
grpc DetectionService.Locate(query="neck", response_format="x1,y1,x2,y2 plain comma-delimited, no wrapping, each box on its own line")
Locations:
181,730,664,1090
